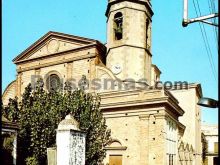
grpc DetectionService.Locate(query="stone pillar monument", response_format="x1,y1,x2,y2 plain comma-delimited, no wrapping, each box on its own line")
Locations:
56,114,86,165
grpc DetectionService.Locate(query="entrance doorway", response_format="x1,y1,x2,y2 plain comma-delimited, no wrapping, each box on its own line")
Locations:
213,157,219,165
109,155,122,165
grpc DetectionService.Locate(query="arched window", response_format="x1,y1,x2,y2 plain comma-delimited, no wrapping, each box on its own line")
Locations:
46,74,61,92
114,12,123,40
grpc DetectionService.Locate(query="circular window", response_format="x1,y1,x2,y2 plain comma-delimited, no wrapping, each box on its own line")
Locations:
46,74,61,91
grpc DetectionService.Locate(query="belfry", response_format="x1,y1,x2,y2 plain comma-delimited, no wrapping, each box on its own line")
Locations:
106,0,153,83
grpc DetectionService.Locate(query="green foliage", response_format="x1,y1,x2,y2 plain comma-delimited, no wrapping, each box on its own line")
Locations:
2,133,14,152
201,133,208,162
2,133,15,165
25,156,39,165
2,97,19,122
2,79,111,165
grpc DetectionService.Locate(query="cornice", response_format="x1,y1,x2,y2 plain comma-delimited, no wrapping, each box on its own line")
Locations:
104,146,127,150
177,121,186,132
152,64,162,74
170,83,203,98
100,96,168,109
100,89,184,117
14,43,98,65
105,0,153,17
164,90,179,104
16,53,97,73
166,97,184,116
106,6,152,22
106,45,152,57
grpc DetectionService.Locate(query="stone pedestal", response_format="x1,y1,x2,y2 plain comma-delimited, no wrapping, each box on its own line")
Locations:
56,114,86,165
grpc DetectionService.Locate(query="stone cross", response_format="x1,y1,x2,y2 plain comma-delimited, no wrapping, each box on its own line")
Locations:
56,114,86,165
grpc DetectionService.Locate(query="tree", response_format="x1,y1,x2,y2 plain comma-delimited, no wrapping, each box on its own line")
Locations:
201,133,208,164
2,79,111,165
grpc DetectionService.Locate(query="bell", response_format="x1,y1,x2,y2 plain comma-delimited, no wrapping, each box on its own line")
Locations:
114,27,123,34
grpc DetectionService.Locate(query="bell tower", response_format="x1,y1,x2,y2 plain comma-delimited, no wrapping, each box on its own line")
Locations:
106,0,153,83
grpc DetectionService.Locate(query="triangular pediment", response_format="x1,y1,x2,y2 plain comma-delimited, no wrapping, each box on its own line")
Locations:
13,31,98,63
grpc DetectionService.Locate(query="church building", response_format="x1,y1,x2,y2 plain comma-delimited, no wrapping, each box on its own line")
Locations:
3,0,203,165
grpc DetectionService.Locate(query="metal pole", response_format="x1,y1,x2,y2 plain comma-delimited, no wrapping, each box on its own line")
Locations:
188,13,218,23
182,0,188,27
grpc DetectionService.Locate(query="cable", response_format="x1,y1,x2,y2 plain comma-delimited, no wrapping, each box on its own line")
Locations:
196,0,218,80
192,0,217,82
208,0,219,52
195,0,217,79
212,0,219,51
211,0,218,36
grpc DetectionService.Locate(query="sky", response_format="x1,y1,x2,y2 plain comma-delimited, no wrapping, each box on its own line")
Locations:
2,0,218,124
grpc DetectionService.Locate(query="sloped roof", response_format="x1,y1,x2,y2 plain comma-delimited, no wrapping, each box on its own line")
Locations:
13,31,106,64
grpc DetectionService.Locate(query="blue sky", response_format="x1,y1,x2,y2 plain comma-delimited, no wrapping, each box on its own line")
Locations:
2,0,218,124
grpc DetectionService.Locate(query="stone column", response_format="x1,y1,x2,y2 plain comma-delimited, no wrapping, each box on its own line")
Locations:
56,114,86,165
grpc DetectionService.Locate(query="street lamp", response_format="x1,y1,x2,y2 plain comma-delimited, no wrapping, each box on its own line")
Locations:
197,97,218,108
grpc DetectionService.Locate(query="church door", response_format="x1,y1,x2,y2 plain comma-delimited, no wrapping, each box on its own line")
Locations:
214,157,219,165
109,155,122,165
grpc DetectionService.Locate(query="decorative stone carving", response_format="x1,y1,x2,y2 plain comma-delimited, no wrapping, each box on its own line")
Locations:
47,39,60,53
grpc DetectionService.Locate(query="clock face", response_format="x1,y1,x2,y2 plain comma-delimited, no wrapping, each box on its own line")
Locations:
112,64,122,75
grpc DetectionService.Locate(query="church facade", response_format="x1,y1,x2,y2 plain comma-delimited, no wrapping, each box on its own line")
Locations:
3,0,203,165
